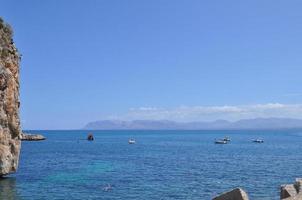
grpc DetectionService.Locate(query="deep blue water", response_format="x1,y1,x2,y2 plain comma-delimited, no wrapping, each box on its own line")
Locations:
1,130,302,200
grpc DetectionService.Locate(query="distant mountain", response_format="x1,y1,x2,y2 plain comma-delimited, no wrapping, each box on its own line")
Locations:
83,118,302,130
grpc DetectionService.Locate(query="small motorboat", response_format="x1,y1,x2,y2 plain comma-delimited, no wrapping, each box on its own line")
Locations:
87,133,94,141
253,139,264,143
215,139,227,144
223,137,231,142
128,139,136,144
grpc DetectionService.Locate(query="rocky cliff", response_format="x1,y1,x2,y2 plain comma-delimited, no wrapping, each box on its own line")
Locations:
0,17,21,176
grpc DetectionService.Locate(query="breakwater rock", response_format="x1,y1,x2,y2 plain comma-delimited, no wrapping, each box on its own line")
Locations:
213,178,302,200
0,17,21,176
213,188,249,200
21,133,46,141
281,178,302,200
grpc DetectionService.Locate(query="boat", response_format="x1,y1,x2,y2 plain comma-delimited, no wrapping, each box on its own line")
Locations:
215,139,227,144
253,139,264,143
128,139,136,144
87,133,94,141
223,137,231,142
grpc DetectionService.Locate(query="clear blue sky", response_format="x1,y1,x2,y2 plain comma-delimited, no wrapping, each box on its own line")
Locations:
1,0,302,129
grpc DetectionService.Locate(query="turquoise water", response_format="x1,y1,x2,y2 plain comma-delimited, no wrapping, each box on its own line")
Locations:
1,130,302,199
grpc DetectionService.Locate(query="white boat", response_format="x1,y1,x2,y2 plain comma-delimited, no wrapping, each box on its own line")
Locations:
253,139,264,143
215,139,227,144
128,139,136,144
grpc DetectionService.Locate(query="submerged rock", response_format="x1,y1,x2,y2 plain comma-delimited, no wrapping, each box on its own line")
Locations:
21,133,46,141
0,17,21,176
213,188,249,200
0,178,20,199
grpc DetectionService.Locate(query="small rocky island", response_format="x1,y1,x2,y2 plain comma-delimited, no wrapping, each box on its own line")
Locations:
0,17,22,176
21,133,46,141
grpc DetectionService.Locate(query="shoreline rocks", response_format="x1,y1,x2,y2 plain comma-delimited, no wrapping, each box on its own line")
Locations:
21,133,46,141
213,188,249,200
214,178,302,200
281,178,302,200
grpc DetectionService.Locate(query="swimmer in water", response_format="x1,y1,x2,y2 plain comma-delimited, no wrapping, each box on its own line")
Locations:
103,184,113,192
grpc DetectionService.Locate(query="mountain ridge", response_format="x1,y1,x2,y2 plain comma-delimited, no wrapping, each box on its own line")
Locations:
83,118,302,130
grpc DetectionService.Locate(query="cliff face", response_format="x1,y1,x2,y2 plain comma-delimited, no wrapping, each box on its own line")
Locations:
0,17,21,176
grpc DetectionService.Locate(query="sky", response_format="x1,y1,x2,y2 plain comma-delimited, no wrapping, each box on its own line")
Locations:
1,0,302,129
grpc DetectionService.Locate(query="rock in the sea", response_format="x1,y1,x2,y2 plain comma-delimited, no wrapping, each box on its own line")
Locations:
0,17,21,176
0,178,19,199
87,133,94,141
281,178,302,200
294,179,302,195
21,133,46,141
213,179,302,200
281,184,298,199
282,194,302,200
213,188,249,200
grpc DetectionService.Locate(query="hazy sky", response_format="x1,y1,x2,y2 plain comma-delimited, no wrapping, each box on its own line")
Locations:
1,0,302,129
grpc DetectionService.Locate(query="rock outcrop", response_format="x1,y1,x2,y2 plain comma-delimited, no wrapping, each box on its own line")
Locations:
21,133,45,141
0,17,21,176
213,188,249,200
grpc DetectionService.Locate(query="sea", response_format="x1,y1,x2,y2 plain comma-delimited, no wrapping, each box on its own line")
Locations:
1,130,302,200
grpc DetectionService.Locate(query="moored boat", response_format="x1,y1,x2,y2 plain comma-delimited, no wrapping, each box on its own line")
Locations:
128,139,136,144
215,139,227,144
253,139,264,143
